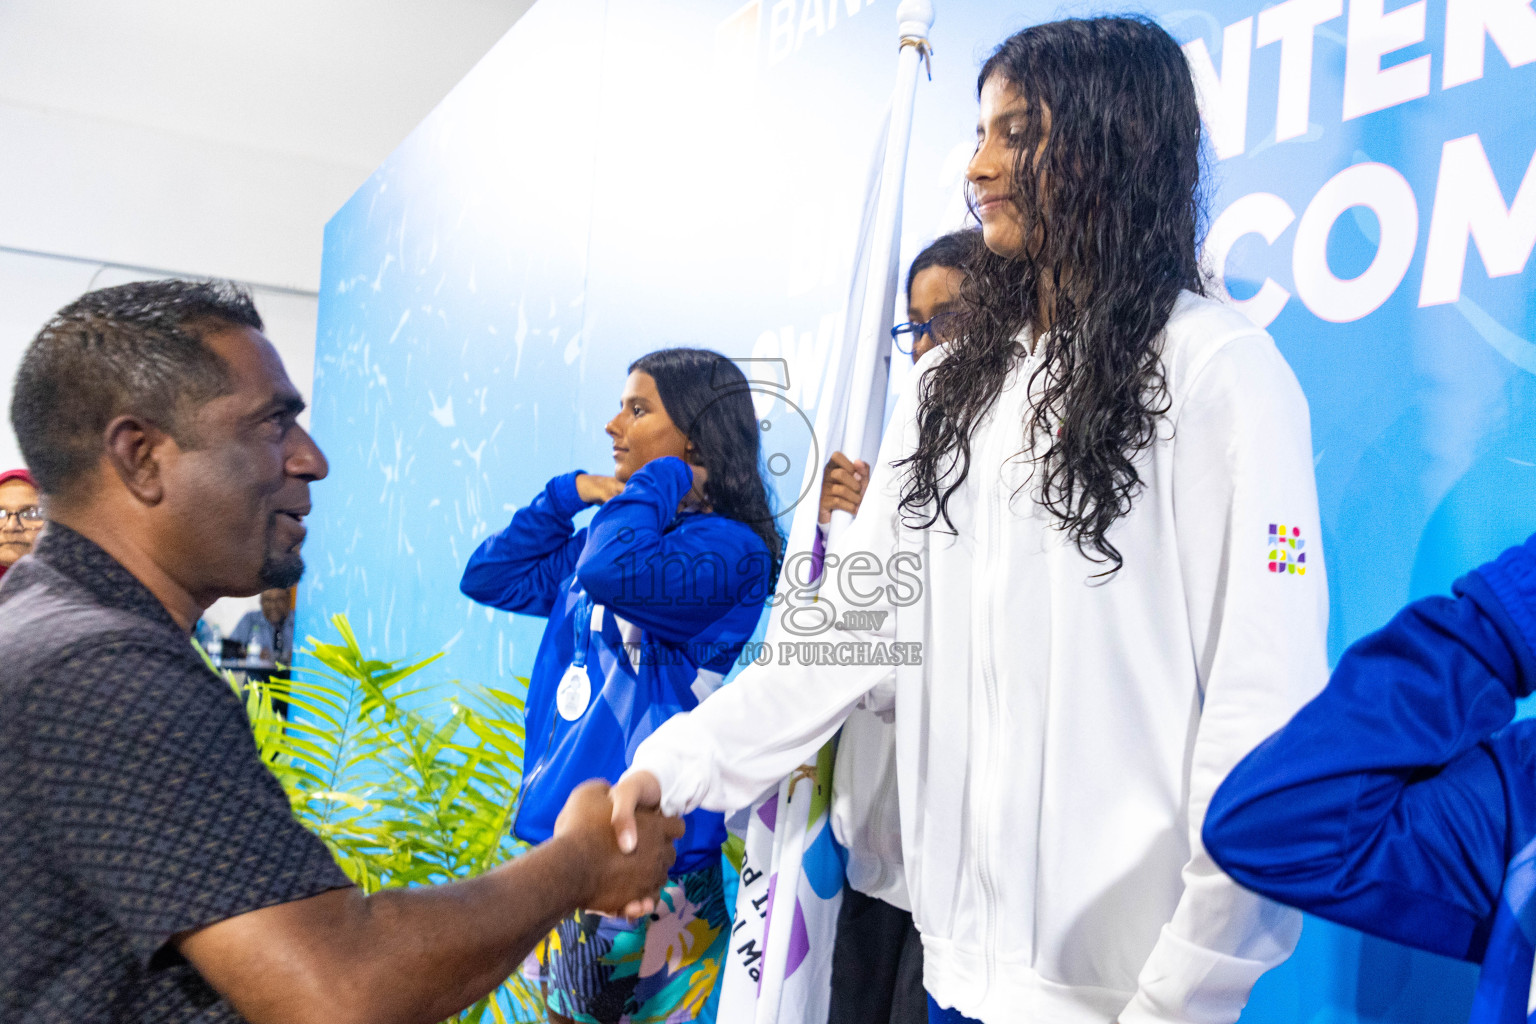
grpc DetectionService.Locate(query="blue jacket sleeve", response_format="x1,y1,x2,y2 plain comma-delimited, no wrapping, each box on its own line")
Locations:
460,472,589,616
1204,534,1536,962
575,456,767,644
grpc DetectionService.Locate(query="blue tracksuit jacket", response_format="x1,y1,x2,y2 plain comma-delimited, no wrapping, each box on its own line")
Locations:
1204,533,1536,1023
461,457,772,874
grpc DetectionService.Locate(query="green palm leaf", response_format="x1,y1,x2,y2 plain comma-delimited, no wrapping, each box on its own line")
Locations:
215,614,541,1022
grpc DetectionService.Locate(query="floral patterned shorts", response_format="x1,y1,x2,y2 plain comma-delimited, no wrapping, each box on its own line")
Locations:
531,861,729,1024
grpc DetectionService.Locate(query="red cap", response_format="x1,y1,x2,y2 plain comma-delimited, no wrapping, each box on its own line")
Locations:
0,468,35,489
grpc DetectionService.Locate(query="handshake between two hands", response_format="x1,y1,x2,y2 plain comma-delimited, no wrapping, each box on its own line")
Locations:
551,771,674,920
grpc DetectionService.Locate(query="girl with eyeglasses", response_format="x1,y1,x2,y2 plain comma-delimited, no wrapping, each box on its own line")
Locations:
0,469,42,580
613,17,1328,1024
822,230,982,535
460,348,781,1024
889,229,982,363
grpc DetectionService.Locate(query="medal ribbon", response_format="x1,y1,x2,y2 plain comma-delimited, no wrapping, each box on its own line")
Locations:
571,593,594,668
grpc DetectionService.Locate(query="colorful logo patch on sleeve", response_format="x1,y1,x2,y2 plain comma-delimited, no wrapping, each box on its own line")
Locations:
1268,524,1306,575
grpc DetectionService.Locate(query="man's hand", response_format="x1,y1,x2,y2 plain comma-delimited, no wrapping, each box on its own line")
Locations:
575,474,625,505
818,451,870,525
177,781,681,1024
555,779,681,917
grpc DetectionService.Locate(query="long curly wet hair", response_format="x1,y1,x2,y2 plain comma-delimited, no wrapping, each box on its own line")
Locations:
897,16,1206,573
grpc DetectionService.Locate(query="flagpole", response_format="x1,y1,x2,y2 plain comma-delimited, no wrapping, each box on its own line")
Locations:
831,0,934,528
719,6,935,1022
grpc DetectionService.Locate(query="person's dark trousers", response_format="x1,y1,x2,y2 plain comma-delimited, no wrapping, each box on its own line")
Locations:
827,883,926,1024
926,993,983,1024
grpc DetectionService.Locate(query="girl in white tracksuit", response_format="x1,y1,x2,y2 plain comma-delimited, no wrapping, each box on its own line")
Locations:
615,17,1329,1024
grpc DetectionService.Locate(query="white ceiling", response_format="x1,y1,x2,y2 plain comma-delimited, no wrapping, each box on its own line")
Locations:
0,0,537,175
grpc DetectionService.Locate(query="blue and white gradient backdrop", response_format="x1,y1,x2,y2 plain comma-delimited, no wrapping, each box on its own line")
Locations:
308,2,1536,1020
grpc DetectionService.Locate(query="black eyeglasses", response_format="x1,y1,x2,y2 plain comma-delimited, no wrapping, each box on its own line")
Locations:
890,311,965,355
0,506,44,527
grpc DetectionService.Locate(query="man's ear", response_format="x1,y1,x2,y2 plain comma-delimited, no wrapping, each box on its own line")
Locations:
102,414,173,505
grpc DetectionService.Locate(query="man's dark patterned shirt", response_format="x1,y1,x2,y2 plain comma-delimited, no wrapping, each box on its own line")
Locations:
0,525,350,1022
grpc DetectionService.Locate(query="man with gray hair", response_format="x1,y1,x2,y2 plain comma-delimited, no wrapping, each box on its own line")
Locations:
0,279,683,1024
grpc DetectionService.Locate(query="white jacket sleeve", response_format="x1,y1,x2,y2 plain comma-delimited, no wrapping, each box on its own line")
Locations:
627,374,918,818
629,647,889,817
1119,331,1330,1024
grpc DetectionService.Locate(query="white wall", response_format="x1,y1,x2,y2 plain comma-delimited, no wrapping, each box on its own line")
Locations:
0,0,535,292
0,249,323,632
0,103,363,293
0,0,534,626
0,0,535,457
0,250,321,630
0,249,320,472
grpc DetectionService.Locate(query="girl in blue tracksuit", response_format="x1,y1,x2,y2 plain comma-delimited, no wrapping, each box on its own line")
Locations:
1204,533,1536,1024
461,348,781,1024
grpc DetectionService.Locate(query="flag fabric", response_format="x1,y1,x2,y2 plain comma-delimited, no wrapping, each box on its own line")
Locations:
715,7,932,1014
716,530,848,1024
715,109,897,1024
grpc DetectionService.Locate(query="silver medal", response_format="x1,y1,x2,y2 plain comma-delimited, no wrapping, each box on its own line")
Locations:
556,663,591,721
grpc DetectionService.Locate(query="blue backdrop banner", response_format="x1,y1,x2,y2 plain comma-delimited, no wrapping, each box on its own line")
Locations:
307,1,1536,1020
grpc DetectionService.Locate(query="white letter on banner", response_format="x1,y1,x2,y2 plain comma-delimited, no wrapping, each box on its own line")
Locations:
1344,0,1432,119
1182,18,1253,160
796,0,825,50
1293,163,1419,323
1256,0,1344,142
768,0,795,65
1444,0,1536,89
1420,135,1536,306
1206,193,1298,329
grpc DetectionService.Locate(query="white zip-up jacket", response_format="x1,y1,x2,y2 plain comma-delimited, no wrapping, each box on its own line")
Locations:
629,292,1329,1023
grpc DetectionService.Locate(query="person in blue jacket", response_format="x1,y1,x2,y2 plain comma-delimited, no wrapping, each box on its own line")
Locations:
461,347,782,1024
1204,534,1536,1024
